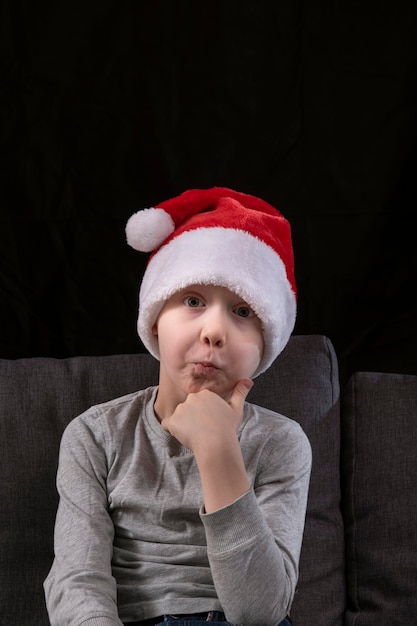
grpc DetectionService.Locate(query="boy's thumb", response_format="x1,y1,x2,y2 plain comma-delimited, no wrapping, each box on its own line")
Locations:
230,378,254,409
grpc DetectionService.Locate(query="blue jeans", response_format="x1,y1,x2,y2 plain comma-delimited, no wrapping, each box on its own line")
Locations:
149,615,291,626
125,611,292,625
154,621,291,626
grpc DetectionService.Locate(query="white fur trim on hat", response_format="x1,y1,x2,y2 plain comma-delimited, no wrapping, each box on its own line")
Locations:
138,227,296,377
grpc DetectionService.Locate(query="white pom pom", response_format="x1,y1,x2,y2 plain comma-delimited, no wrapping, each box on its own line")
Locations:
126,208,175,252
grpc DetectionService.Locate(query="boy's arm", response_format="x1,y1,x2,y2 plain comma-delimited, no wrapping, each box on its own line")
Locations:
44,414,123,626
161,379,253,512
162,385,312,626
201,425,311,626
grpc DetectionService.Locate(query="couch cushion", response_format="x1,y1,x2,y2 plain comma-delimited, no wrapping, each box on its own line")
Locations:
0,354,160,626
0,335,344,626
342,372,417,625
250,335,345,626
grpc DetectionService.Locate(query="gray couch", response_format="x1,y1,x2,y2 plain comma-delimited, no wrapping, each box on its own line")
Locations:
1,335,416,625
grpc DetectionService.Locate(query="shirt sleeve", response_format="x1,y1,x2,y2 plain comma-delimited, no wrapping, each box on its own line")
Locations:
44,412,123,626
200,421,312,626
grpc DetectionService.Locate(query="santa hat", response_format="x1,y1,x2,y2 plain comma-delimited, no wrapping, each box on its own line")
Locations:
126,187,296,377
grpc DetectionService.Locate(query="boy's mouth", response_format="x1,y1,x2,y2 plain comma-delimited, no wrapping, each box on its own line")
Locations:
192,361,220,376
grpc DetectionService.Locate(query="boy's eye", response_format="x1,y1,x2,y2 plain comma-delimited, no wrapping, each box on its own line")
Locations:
234,305,255,318
184,296,204,308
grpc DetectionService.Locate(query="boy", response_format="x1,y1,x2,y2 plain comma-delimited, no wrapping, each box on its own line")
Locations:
44,187,312,626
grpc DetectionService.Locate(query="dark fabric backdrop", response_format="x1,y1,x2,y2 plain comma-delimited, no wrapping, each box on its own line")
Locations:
1,1,417,384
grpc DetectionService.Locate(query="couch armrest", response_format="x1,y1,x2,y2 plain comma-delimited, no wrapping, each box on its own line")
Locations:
342,371,417,625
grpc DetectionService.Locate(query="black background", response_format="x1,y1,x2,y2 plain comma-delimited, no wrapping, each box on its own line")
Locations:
1,1,417,384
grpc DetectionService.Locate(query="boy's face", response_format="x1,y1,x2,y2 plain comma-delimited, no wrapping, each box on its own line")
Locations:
152,284,264,413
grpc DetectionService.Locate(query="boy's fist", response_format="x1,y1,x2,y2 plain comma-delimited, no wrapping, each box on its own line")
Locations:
161,379,254,454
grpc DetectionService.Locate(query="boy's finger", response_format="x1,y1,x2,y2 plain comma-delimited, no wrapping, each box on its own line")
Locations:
229,379,254,411
160,416,171,433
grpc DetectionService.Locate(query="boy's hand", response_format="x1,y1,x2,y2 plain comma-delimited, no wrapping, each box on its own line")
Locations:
161,379,254,512
160,379,253,454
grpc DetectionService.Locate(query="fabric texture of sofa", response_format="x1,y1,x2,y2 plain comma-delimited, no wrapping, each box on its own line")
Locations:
1,335,416,625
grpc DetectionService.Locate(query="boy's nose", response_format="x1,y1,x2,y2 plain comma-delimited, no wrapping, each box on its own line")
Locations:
200,308,227,347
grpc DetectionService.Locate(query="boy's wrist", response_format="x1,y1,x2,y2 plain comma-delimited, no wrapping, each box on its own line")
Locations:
194,440,250,513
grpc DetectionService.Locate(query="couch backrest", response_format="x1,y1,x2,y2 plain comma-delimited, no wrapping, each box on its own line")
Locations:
0,335,344,626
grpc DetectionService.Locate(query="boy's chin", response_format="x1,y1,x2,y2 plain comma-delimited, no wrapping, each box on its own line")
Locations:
186,378,234,400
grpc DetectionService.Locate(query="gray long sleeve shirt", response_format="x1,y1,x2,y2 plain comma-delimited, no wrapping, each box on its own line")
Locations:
44,386,311,626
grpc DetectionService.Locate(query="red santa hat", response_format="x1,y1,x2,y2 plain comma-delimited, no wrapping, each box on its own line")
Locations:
126,187,296,377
